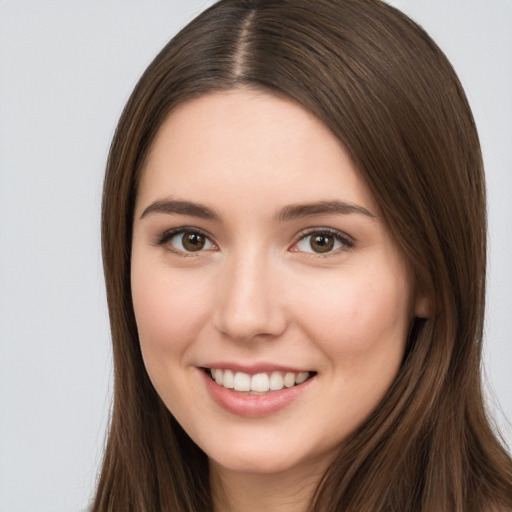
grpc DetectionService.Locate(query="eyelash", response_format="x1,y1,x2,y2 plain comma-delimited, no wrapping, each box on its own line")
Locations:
154,226,354,256
154,227,217,257
291,227,354,257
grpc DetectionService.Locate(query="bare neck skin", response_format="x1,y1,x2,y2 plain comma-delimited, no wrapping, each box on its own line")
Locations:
210,456,331,512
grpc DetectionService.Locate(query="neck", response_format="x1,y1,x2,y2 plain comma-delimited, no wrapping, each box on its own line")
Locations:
210,459,328,512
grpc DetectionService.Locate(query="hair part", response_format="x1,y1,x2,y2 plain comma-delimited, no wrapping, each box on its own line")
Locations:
94,1,512,510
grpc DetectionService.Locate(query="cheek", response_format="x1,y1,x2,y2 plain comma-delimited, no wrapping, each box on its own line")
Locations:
296,266,412,434
131,262,213,358
296,265,412,363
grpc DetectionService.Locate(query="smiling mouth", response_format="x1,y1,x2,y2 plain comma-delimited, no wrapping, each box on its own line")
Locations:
204,368,316,394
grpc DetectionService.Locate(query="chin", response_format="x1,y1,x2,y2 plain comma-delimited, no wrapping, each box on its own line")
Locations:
203,432,331,477
212,453,296,474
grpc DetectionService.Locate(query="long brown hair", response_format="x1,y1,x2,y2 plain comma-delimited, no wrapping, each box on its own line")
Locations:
94,0,512,510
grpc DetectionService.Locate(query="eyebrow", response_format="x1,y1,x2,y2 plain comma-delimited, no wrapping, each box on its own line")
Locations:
276,200,375,222
139,198,375,223
140,199,221,221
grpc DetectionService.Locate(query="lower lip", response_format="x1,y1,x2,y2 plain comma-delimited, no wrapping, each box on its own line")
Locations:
201,370,314,418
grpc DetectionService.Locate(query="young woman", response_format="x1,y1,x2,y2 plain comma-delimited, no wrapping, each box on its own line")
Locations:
93,0,512,510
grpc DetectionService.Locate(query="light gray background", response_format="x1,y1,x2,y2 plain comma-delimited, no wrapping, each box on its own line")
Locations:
0,1,510,511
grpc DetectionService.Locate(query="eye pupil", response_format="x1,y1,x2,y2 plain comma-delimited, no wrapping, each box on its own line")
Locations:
310,234,334,253
183,233,206,251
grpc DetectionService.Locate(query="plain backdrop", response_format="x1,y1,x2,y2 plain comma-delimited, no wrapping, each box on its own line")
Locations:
0,1,510,511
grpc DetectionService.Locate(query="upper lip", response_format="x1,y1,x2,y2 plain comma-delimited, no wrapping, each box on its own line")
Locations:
200,362,313,374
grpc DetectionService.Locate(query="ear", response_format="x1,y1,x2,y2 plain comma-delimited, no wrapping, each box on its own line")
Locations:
414,291,432,319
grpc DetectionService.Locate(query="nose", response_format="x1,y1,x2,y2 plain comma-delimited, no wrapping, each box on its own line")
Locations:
213,251,288,342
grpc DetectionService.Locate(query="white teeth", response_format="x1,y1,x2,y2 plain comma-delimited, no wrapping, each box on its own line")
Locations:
223,369,234,389
296,372,309,384
233,372,251,392
208,368,312,393
283,372,296,388
251,373,270,392
269,371,284,390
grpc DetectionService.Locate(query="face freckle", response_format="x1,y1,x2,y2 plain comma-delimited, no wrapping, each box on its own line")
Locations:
130,89,422,480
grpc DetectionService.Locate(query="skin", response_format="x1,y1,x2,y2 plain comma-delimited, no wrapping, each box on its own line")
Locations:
131,89,428,512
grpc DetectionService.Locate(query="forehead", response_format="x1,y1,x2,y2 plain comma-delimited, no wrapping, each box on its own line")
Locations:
136,89,377,217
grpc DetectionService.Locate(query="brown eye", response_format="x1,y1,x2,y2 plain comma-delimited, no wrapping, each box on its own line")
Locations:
163,230,215,253
182,232,206,251
310,234,335,253
293,230,351,255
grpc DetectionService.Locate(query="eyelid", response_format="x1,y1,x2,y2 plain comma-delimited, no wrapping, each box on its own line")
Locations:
153,226,218,255
153,225,354,256
289,227,355,255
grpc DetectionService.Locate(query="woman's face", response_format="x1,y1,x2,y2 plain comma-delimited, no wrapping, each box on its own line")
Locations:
131,89,425,477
